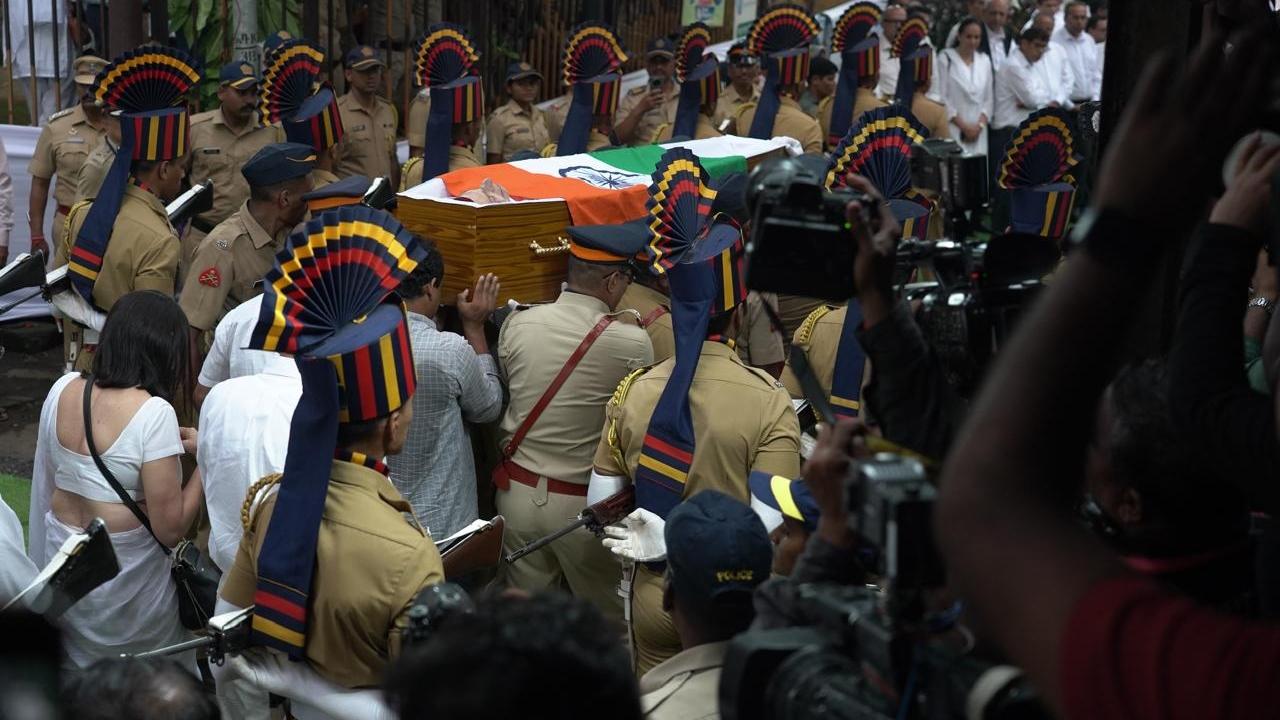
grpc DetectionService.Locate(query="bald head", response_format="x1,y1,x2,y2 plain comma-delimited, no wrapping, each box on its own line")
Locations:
1032,10,1055,34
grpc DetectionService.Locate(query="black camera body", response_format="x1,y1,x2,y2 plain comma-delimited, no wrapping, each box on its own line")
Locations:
910,139,990,215
402,582,475,647
721,454,1046,720
745,155,871,302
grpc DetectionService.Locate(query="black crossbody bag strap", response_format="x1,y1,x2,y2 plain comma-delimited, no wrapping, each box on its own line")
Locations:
81,375,170,556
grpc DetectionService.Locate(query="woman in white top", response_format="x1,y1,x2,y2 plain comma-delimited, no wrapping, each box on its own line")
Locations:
29,290,204,668
938,17,995,158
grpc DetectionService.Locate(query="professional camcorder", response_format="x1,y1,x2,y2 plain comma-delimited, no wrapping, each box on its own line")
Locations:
401,582,476,647
721,454,1047,720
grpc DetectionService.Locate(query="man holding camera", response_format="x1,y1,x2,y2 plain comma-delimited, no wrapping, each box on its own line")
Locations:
615,37,681,146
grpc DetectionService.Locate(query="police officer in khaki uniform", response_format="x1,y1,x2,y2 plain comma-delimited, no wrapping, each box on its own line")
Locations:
179,143,314,342
495,226,654,624
400,29,485,189
260,38,347,191
27,55,109,263
818,18,887,147
549,23,627,157
486,62,551,163
713,43,759,135
780,302,872,406
338,46,400,187
635,491,773,720
60,46,199,371
900,47,951,140
221,208,443,695
615,37,680,146
738,8,824,154
406,88,430,157
186,63,285,275
75,111,120,204
590,150,800,676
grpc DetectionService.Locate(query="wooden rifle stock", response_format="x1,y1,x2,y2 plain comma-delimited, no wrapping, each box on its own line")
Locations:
505,486,636,565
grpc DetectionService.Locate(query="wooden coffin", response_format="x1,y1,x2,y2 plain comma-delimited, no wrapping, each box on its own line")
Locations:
395,197,572,306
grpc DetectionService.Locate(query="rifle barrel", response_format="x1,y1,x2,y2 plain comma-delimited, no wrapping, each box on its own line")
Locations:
504,515,590,565
125,636,213,659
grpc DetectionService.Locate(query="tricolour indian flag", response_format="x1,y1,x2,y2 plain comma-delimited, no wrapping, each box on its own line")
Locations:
400,136,796,226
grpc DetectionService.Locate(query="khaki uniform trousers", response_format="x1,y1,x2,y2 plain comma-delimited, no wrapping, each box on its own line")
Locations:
496,478,624,625
632,563,680,677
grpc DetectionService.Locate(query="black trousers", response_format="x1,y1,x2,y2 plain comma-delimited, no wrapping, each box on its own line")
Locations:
988,125,1016,235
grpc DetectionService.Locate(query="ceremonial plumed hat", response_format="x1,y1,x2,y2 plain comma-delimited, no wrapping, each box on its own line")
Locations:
673,23,720,140
260,39,344,153
827,2,882,147
244,206,426,659
416,23,484,182
558,22,628,156
998,107,1079,238
826,105,934,241
746,4,820,141
68,46,200,304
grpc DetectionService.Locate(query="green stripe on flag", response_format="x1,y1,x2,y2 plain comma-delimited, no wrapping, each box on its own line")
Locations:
589,145,748,178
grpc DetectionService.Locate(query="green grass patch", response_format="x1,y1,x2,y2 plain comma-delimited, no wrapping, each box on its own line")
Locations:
0,473,32,543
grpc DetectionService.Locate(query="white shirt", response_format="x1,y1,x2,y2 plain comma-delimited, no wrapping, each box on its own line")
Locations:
6,0,72,78
1051,25,1100,101
198,294,298,388
985,24,1012,72
1093,41,1105,100
937,48,994,156
993,47,1051,129
877,34,899,100
1032,44,1074,108
197,354,301,573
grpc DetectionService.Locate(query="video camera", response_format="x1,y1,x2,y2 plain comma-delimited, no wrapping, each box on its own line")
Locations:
401,582,476,647
721,454,1047,720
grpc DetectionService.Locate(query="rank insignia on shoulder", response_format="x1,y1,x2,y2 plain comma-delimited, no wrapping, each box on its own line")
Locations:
198,267,222,287
216,236,231,250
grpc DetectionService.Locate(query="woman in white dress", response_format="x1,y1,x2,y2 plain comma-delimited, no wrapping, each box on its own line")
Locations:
29,290,204,668
937,17,995,158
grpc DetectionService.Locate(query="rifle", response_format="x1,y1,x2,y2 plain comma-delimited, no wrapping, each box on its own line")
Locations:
125,605,253,663
438,516,505,590
3,517,118,620
505,486,636,565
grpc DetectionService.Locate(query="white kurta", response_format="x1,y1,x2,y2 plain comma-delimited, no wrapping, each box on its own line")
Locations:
937,48,994,156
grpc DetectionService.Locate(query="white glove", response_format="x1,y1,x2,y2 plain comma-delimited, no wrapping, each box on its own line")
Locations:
601,508,667,563
50,288,106,331
226,648,395,720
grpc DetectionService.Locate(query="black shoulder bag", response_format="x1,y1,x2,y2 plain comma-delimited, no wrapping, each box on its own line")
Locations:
82,375,221,631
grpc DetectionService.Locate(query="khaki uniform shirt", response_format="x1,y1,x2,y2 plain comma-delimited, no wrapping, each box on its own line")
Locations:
653,113,721,143
639,641,728,720
311,168,340,190
338,93,399,180
498,291,653,484
221,458,444,689
406,89,430,150
735,95,823,154
75,137,117,204
736,291,785,368
399,145,482,190
593,341,801,500
713,84,758,135
188,109,283,228
545,93,570,142
620,282,675,363
61,184,179,312
615,84,680,146
776,294,827,342
487,99,551,161
912,93,952,141
818,87,889,147
179,202,287,330
31,105,106,216
779,304,871,403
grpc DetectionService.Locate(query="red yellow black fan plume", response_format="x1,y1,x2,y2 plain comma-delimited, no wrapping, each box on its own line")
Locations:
646,147,717,273
92,46,200,111
563,21,629,85
676,22,712,82
414,22,480,89
832,1,881,52
259,39,324,124
826,105,930,197
747,3,820,56
891,16,929,58
997,107,1078,189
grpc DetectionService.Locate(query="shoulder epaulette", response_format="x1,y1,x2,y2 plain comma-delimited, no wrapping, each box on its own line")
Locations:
400,157,423,191
190,110,216,125
794,304,835,346
49,107,74,121
606,365,653,477
735,101,757,121
64,199,93,238
540,143,558,157
241,473,283,532
606,308,643,326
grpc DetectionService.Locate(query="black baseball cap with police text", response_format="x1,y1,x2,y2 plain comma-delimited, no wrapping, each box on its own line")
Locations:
664,490,773,613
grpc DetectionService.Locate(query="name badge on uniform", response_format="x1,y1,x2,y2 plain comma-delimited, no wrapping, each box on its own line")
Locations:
349,124,367,132
64,137,85,144
512,128,529,135
200,148,221,155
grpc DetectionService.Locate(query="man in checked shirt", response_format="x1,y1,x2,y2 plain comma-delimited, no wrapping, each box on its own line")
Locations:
386,243,504,538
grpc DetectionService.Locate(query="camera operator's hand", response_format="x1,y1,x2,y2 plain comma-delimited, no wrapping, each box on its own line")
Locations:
1210,132,1280,236
804,418,868,549
844,174,901,329
1094,28,1269,229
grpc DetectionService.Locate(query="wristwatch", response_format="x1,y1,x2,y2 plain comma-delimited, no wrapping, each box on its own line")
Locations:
1249,296,1276,315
